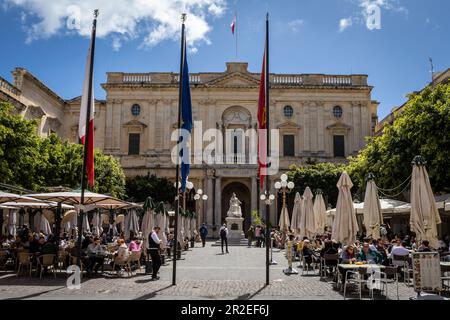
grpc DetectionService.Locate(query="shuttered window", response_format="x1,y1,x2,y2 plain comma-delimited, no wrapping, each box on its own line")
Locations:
128,133,140,155
283,135,295,157
333,135,345,158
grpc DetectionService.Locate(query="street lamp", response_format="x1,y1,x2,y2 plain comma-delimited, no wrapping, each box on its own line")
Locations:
194,189,208,228
260,191,277,265
174,180,194,211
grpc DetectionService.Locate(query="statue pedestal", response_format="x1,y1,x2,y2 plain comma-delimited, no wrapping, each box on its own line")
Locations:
225,216,245,240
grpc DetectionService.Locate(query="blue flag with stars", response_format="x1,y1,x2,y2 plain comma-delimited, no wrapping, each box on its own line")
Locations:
180,38,192,193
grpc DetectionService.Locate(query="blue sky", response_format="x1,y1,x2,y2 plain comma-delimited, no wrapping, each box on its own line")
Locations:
0,0,449,119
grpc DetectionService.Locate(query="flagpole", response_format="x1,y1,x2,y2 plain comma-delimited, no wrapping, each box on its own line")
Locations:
264,12,270,286
173,13,187,286
77,9,98,266
235,10,238,60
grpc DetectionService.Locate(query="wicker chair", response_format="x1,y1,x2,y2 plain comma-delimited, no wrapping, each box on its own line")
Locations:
129,251,142,274
16,252,34,277
112,255,132,277
36,254,56,279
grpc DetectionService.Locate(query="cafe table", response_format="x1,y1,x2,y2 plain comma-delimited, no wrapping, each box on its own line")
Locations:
337,264,385,291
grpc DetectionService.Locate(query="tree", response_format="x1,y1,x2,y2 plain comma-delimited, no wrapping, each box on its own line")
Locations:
288,162,347,207
0,101,126,197
125,174,176,203
347,82,450,199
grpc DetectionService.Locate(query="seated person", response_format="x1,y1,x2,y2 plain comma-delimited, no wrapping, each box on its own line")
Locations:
418,240,432,252
356,242,383,264
341,245,356,264
111,239,130,271
302,240,320,268
376,242,389,266
29,236,46,254
41,236,58,255
128,237,142,252
391,241,410,267
86,237,105,275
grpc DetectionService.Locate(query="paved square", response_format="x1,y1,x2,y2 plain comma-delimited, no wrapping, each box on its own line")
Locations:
0,243,420,300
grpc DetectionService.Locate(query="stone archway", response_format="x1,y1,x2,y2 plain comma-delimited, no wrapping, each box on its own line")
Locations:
221,182,251,235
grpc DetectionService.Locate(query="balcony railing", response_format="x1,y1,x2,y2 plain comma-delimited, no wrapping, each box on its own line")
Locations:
0,77,21,96
174,75,202,83
322,76,352,86
122,74,152,83
272,76,303,85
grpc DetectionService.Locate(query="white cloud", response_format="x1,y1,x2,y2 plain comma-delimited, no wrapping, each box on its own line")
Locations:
288,19,304,33
339,18,353,32
4,0,227,52
340,0,408,31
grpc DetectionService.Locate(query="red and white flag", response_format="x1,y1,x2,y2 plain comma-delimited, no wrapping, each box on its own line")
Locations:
79,41,95,188
230,15,236,35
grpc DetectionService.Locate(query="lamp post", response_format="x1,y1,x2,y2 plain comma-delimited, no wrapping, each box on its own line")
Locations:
260,192,277,265
194,189,208,228
274,174,295,245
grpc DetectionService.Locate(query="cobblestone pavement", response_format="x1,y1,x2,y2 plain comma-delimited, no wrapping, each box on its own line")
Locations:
0,242,420,300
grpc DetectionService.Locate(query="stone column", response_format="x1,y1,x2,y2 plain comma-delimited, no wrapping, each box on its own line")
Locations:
251,176,257,216
206,177,213,226
214,176,222,235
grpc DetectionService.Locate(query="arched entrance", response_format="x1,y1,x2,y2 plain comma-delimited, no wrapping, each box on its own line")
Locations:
221,182,251,234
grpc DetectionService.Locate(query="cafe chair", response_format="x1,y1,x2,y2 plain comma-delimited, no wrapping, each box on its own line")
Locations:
57,250,69,273
112,256,132,277
320,253,340,280
379,266,400,300
343,267,373,300
36,254,57,279
16,252,34,277
302,254,319,276
129,251,142,274
392,254,413,286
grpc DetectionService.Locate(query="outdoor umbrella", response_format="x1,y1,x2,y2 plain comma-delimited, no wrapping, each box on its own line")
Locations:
92,211,103,236
362,176,383,239
0,192,38,205
177,210,184,243
61,210,77,225
278,206,290,233
26,191,126,206
81,211,90,233
124,208,140,240
7,209,17,237
332,172,358,245
300,187,315,239
184,214,191,240
410,156,441,249
290,192,302,235
313,192,327,235
155,202,168,247
141,210,154,251
40,214,53,236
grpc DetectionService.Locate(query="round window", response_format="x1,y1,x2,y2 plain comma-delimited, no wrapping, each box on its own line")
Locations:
283,105,294,118
131,104,141,117
333,106,343,118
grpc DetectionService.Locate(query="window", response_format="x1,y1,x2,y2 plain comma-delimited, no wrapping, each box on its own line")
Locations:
283,135,295,157
333,135,345,157
333,106,343,118
283,105,294,118
128,133,140,155
131,104,141,117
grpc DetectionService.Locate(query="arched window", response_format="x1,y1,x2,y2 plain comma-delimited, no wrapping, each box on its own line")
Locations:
333,106,343,118
283,105,294,118
131,104,141,117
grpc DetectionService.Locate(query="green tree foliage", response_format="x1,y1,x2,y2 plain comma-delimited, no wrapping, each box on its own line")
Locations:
0,102,126,198
125,174,176,203
288,162,347,207
348,83,450,198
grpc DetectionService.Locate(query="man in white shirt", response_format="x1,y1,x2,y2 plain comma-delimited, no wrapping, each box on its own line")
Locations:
149,227,162,280
390,241,410,267
219,224,229,254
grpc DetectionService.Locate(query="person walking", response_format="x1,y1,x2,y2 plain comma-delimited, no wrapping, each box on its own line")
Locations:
199,223,208,248
220,224,229,254
148,226,162,280
255,225,261,248
247,226,254,247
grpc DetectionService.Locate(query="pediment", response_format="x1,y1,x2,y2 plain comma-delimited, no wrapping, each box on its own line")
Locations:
207,73,259,87
122,119,147,128
326,122,351,131
277,121,300,129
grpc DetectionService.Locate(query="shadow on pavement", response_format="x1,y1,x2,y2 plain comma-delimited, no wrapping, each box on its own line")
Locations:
234,284,267,300
133,285,173,300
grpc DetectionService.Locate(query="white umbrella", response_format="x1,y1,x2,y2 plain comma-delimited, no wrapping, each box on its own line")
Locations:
40,214,53,236
0,192,39,205
300,187,315,239
313,193,327,235
185,216,192,240
92,212,103,236
141,209,154,251
81,212,90,233
278,206,290,232
290,192,302,235
410,157,441,249
332,172,358,245
354,199,411,215
155,212,168,247
8,209,17,237
124,209,140,240
362,177,383,239
26,191,126,206
34,213,42,233
178,215,184,242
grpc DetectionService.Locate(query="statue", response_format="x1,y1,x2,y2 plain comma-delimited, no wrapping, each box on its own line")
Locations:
227,193,242,218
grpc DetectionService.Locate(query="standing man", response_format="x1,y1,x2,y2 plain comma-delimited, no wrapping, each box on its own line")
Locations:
220,223,229,254
148,226,162,280
199,223,208,248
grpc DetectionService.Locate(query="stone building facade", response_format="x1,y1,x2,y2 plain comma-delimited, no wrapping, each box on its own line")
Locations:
1,62,378,235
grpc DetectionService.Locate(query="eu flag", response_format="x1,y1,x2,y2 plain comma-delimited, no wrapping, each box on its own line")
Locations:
180,38,192,192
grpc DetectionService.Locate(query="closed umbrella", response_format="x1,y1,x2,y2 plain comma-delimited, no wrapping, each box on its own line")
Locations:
8,209,17,237
177,212,184,242
300,187,315,239
313,192,327,235
124,208,140,240
290,192,302,235
141,209,154,251
363,175,383,239
40,214,53,236
410,156,441,249
332,172,358,245
82,212,90,233
34,212,41,233
278,206,290,232
92,212,103,236
155,202,168,247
